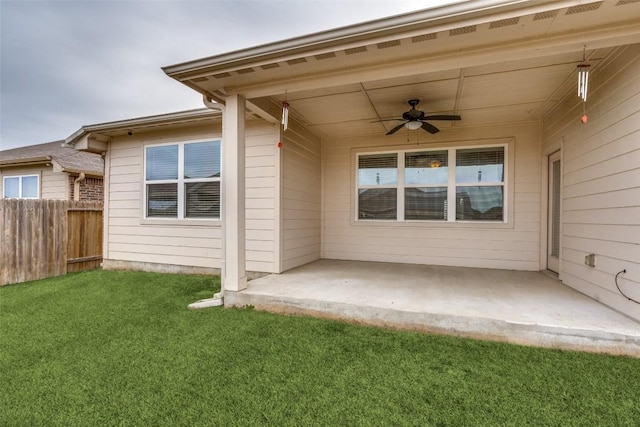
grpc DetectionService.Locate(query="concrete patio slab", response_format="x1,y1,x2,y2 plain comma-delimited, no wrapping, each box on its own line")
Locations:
225,260,640,356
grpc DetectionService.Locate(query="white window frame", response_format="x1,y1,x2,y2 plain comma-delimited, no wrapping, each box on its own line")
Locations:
143,139,221,221
2,174,40,199
357,152,399,220
355,143,508,224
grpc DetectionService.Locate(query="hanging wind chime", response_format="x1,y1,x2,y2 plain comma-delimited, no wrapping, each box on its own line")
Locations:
281,99,290,131
278,94,290,149
577,47,590,124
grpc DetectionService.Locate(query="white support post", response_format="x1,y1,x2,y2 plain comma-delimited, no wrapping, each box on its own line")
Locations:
222,94,247,292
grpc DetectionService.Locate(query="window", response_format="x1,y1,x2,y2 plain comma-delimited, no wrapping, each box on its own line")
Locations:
455,147,504,221
405,151,448,220
144,140,220,219
358,154,397,220
357,146,505,222
3,175,39,199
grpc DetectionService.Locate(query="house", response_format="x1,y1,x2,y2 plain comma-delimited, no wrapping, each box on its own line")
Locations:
0,140,104,201
68,0,640,322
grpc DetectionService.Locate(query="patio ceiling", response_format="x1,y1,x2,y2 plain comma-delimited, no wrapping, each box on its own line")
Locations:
164,0,640,139
267,48,613,139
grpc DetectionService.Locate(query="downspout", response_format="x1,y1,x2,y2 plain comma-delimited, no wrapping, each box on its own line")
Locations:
188,95,226,309
73,172,86,201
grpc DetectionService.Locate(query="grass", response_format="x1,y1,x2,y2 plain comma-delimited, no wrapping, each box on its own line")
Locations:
1,270,639,426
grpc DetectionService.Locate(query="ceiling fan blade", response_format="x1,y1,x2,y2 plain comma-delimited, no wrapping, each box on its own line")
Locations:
421,121,440,134
370,118,405,123
386,122,407,135
423,114,461,121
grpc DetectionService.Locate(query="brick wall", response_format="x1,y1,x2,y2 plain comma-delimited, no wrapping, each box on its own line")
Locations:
68,175,104,202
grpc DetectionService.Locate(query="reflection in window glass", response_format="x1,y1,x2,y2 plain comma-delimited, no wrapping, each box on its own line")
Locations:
185,141,220,179
185,182,220,218
456,147,504,183
358,154,397,186
3,177,19,198
358,188,397,220
146,145,178,180
147,183,178,218
22,176,38,198
405,187,447,220
456,186,503,221
405,151,448,185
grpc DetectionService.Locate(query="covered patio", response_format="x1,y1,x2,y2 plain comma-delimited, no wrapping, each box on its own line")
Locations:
226,260,640,356
164,1,640,339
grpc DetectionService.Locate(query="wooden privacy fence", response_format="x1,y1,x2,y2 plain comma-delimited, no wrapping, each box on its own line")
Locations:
0,199,103,286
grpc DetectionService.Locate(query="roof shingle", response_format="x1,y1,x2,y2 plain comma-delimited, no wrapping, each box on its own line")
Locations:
0,141,104,176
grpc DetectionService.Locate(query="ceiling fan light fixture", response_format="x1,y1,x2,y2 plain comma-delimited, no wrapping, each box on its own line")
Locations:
375,100,462,135
405,121,422,130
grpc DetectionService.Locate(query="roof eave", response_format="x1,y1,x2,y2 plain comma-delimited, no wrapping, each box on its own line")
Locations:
59,166,104,178
66,108,221,148
0,156,52,168
162,0,561,80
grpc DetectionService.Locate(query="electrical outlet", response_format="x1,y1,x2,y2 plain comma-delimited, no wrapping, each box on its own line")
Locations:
585,253,596,267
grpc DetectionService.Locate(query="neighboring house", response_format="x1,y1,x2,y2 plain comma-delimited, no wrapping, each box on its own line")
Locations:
0,141,104,201
68,0,640,321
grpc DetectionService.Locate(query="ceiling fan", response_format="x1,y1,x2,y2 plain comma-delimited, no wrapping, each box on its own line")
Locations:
373,99,461,135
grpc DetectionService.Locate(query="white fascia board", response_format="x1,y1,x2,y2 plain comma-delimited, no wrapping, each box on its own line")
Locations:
65,108,220,147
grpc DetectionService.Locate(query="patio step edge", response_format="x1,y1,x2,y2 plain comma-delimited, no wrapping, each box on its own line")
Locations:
225,291,640,357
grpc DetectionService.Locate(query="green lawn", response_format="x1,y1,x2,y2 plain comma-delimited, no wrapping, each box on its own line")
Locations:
1,270,639,426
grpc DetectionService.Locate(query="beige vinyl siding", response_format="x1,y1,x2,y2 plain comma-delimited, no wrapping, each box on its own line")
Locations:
543,44,640,321
322,123,541,270
0,166,68,200
281,120,322,271
245,122,280,273
104,120,279,273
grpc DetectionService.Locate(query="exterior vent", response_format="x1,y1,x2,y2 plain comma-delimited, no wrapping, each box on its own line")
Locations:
236,68,255,74
261,63,280,70
377,40,401,49
616,0,639,5
190,77,209,83
345,46,367,55
566,2,602,14
287,58,307,65
412,33,437,43
315,52,336,60
213,72,231,79
450,25,476,36
533,9,559,20
489,17,520,29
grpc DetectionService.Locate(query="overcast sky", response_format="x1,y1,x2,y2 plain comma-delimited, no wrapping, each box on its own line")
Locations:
0,0,459,150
